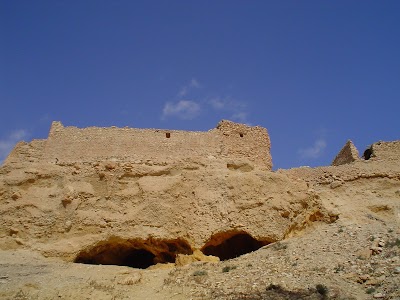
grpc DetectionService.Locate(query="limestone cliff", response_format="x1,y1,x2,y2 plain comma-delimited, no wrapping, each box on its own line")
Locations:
1,121,399,300
0,121,332,267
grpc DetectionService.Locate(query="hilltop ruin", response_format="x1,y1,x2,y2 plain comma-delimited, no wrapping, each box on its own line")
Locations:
1,120,332,267
0,121,399,300
5,120,272,169
332,139,400,166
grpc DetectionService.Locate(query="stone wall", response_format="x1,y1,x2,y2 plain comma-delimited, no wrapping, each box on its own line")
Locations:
331,140,400,166
4,140,46,165
369,141,400,161
6,120,272,169
331,140,359,166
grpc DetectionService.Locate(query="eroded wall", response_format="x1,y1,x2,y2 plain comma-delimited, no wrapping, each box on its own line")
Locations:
6,120,272,169
4,140,46,165
331,140,359,166
370,141,400,162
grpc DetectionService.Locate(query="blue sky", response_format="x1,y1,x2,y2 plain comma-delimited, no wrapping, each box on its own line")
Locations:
1,1,399,169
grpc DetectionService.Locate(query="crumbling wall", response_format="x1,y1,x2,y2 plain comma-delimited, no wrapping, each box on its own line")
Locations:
331,140,359,166
43,121,219,165
6,120,272,169
216,120,271,168
4,140,46,165
368,141,400,161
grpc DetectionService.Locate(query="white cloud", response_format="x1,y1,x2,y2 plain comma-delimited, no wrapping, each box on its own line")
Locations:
208,97,249,123
162,79,250,123
178,78,201,97
209,97,246,111
0,129,29,163
298,138,327,159
209,98,226,110
162,100,201,120
231,112,249,124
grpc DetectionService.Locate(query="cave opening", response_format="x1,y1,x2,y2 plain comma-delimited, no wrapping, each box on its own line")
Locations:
363,147,373,160
201,231,270,261
74,238,192,269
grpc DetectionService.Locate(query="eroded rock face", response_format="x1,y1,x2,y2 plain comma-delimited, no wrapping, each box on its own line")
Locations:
3,120,365,269
74,237,192,269
0,121,335,267
1,125,400,299
0,157,333,267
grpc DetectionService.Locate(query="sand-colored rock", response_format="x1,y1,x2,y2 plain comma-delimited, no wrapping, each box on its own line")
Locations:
0,121,399,300
175,249,219,266
5,120,272,169
0,156,329,261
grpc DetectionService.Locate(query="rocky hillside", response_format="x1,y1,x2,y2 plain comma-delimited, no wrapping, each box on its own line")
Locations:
0,140,399,299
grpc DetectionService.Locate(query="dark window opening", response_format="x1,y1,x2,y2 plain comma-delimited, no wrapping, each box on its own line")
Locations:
74,238,192,269
166,132,171,138
239,133,244,137
363,147,373,160
201,231,270,261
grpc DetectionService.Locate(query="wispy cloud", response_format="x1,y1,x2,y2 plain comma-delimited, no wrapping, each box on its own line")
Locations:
0,129,29,163
209,97,245,110
209,97,249,124
298,138,327,159
162,78,202,120
162,100,201,120
231,112,249,123
209,97,226,110
162,79,250,123
178,78,201,97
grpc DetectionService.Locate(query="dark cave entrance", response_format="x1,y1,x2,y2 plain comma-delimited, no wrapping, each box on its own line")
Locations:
363,147,373,160
201,231,270,261
74,238,192,269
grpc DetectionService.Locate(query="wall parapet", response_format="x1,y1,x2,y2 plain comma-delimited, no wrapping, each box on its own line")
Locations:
7,120,272,169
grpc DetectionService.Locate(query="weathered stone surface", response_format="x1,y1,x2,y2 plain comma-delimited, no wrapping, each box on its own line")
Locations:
0,157,330,261
5,120,272,170
175,249,219,266
368,140,400,162
1,121,400,300
332,140,359,166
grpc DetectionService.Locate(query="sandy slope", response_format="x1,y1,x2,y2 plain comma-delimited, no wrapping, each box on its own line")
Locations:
0,157,399,299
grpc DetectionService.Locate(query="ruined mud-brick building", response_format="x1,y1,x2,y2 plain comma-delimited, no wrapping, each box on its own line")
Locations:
5,120,272,169
331,139,400,166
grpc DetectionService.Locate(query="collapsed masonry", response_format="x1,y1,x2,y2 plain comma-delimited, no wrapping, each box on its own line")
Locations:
332,140,400,166
331,140,360,166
